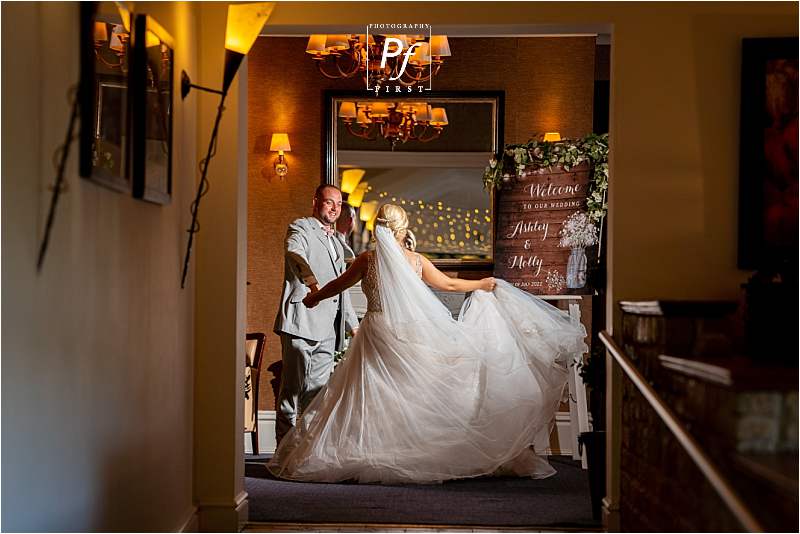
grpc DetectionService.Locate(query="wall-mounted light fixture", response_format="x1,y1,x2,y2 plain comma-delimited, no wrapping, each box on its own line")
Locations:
543,132,561,142
269,133,291,178
179,2,275,289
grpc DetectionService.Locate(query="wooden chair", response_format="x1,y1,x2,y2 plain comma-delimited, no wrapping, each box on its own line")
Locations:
245,332,266,455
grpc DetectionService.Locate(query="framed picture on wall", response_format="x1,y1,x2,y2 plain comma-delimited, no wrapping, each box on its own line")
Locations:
737,37,798,269
130,14,174,204
79,1,133,193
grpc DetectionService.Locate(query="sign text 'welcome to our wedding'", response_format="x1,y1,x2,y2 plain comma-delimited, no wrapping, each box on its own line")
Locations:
494,162,591,295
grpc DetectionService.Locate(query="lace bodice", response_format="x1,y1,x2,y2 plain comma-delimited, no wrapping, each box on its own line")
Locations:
362,250,422,312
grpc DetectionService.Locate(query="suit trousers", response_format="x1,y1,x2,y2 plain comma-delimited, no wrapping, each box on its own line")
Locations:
276,332,336,444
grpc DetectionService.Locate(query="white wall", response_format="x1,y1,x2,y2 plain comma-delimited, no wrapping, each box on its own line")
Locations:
1,2,198,530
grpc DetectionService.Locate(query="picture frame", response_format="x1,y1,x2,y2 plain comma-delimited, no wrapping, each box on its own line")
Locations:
130,13,174,204
79,1,133,193
737,37,798,269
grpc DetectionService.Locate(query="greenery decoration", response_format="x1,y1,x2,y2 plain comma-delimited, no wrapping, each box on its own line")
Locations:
483,133,609,223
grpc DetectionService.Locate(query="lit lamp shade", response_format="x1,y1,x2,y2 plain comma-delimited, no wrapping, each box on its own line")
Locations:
306,34,328,55
430,107,448,126
409,42,431,66
415,104,432,122
225,2,275,54
348,182,368,208
109,24,126,51
370,102,390,118
396,102,415,113
223,2,276,93
381,35,408,51
325,34,350,51
360,200,379,223
94,22,108,42
269,133,291,154
543,132,561,142
430,35,451,57
338,101,357,119
341,169,366,194
356,110,371,124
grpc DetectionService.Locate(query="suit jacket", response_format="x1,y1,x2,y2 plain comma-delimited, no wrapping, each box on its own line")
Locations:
273,216,358,343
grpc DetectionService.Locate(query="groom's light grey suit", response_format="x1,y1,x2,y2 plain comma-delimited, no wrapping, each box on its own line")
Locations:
273,216,358,443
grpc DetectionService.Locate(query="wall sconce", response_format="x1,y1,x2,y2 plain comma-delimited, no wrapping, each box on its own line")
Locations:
180,2,275,289
543,132,561,142
269,133,291,178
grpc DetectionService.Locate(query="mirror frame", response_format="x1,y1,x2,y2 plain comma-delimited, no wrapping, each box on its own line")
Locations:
323,90,505,270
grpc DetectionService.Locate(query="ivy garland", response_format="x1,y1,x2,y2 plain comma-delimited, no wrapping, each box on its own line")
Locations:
483,133,609,222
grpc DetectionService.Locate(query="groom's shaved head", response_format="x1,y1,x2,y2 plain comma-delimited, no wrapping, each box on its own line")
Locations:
314,184,341,199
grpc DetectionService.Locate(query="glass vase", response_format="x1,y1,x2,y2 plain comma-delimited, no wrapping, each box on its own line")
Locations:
566,247,588,289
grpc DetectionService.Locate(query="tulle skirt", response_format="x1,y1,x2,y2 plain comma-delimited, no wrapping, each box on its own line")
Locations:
267,280,587,484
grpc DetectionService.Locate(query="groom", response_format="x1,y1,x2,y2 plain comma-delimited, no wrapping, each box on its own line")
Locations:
273,184,358,444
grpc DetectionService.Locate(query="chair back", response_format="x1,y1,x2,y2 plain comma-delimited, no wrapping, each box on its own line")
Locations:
244,333,266,433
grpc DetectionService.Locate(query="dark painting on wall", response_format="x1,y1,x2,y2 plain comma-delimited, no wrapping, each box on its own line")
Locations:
130,14,174,204
79,2,133,193
738,37,798,270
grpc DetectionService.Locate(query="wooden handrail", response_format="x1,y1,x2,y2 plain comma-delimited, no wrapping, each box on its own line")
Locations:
599,331,763,532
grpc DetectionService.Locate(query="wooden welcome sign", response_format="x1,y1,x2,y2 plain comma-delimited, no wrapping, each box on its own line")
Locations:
494,162,591,295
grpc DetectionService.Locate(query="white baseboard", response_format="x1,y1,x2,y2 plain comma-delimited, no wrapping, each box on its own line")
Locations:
246,410,575,457
245,410,277,455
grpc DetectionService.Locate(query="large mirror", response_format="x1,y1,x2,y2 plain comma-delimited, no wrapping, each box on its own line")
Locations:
325,91,504,268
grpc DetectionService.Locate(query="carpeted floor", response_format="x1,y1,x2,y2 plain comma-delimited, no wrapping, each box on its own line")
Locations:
245,455,599,529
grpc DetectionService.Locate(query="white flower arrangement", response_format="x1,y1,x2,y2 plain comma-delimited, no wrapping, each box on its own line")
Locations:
558,211,599,249
546,269,566,293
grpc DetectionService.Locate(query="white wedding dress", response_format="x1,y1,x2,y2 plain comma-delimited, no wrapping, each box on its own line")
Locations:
267,225,588,484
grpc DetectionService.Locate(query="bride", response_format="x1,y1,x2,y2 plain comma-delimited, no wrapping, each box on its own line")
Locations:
267,204,587,484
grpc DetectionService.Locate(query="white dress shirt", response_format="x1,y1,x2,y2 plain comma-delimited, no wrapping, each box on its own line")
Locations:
314,217,338,259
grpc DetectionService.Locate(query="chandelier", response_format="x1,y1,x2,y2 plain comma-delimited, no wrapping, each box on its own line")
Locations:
306,34,451,87
338,101,449,148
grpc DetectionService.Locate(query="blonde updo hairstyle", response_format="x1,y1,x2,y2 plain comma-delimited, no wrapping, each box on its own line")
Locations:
375,204,416,252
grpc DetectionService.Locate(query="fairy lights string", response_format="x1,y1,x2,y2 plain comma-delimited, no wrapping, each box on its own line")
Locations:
359,191,492,255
